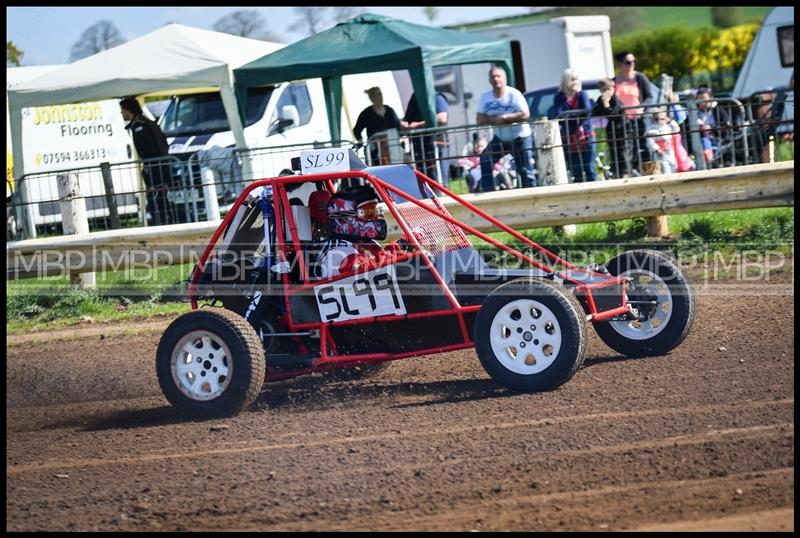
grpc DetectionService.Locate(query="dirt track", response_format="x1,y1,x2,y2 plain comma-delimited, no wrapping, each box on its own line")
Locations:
6,285,794,531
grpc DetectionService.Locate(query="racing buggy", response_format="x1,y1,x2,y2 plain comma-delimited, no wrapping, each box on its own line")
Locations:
156,149,695,416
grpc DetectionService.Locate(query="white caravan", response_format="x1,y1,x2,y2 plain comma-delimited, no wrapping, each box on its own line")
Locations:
732,6,794,99
468,15,615,95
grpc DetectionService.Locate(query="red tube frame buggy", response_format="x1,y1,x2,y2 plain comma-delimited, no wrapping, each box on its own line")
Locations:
157,163,695,416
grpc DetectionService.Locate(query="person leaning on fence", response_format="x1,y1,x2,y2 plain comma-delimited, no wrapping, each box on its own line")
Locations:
755,71,794,162
695,86,732,165
548,68,596,182
400,92,449,183
613,51,655,176
353,87,401,166
645,108,680,175
119,96,175,226
476,65,536,191
591,78,626,179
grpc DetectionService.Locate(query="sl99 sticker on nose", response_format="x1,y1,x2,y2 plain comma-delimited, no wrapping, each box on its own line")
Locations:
314,265,407,322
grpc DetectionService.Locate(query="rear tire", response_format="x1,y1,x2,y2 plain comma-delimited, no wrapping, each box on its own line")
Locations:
474,278,587,392
594,249,695,357
156,307,265,417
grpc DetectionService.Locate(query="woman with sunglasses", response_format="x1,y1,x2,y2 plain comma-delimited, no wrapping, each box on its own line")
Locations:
613,51,655,177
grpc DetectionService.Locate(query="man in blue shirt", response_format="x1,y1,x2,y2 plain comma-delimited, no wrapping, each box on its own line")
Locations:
400,92,449,183
476,66,536,191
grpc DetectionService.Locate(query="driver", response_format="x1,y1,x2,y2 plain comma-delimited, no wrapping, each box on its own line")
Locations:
314,185,420,279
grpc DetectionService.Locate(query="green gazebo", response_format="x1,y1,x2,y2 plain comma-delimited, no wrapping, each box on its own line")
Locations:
234,13,514,141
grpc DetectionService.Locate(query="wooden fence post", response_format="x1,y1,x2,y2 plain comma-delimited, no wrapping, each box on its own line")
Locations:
100,162,121,229
533,118,576,236
641,161,670,238
57,172,95,289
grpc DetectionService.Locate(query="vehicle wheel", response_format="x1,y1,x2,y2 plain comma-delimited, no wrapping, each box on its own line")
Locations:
474,278,587,393
156,307,266,417
594,249,695,357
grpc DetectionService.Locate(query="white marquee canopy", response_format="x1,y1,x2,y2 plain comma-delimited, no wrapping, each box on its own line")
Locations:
8,23,284,179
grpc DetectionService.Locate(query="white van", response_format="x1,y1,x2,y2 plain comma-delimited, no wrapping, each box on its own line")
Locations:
732,6,794,99
159,71,404,181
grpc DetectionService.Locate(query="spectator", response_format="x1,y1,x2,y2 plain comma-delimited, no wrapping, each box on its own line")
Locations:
592,78,626,179
400,92,449,183
476,65,536,191
353,87,401,165
645,108,680,175
456,137,513,192
120,95,175,225
776,71,795,144
548,68,596,182
758,71,795,161
613,51,655,175
695,85,732,165
662,90,694,172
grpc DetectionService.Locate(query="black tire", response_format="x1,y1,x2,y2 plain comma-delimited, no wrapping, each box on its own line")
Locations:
594,249,695,357
156,307,266,417
474,278,587,393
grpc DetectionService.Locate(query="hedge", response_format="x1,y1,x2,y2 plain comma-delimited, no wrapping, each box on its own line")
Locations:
611,23,759,88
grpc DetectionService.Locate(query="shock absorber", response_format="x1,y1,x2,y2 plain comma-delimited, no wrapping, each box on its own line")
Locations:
244,190,274,322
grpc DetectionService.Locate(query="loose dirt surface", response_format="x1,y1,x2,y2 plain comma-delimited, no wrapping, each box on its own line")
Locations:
6,285,794,531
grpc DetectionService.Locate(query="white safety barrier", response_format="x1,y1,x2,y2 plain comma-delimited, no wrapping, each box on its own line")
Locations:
6,161,793,279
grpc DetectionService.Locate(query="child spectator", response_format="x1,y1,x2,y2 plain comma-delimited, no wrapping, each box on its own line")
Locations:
592,78,626,179
695,85,731,164
456,138,512,192
645,108,680,174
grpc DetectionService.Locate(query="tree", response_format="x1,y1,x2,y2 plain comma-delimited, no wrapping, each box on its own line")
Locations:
69,20,126,62
711,7,743,29
288,7,331,36
423,7,440,23
212,9,281,42
7,40,23,67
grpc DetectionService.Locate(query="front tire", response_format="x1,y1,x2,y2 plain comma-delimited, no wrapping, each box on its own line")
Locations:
474,278,587,392
156,307,266,417
594,249,695,357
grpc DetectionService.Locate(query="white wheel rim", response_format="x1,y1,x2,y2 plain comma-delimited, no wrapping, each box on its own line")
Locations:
489,299,562,375
610,269,673,340
171,330,233,401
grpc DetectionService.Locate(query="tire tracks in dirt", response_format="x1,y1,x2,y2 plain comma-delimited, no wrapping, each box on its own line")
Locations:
8,399,792,474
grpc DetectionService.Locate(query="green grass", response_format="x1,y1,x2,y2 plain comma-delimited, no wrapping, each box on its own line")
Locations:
451,7,773,35
469,207,794,269
7,261,196,334
639,7,771,31
7,301,190,334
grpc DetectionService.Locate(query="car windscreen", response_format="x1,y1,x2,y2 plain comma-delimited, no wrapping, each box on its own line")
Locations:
160,86,275,137
527,86,603,118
